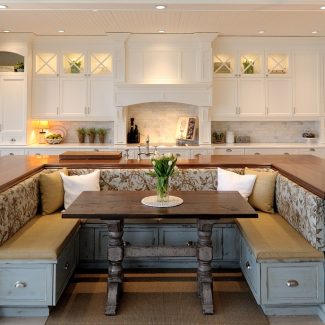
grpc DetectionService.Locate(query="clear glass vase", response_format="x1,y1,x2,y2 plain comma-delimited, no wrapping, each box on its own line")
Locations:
156,176,169,202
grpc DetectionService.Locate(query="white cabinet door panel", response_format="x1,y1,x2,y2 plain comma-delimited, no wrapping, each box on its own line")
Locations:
89,78,114,119
212,78,237,118
293,52,319,116
60,78,87,117
238,78,265,116
266,79,292,116
32,78,59,118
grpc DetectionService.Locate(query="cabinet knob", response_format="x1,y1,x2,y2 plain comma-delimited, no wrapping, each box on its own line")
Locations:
14,281,27,288
64,263,70,270
245,261,251,270
226,149,232,153
286,280,299,287
9,153,14,156
186,241,195,247
10,138,16,142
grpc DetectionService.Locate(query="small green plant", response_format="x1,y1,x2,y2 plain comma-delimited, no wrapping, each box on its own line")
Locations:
76,127,86,143
97,128,107,136
242,59,254,74
70,60,81,73
86,127,97,136
77,127,86,136
14,61,24,72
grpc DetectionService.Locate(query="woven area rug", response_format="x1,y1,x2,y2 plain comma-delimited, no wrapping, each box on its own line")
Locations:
46,272,269,325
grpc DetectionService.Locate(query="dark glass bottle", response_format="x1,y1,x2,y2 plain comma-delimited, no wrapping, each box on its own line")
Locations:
127,118,135,143
134,125,140,143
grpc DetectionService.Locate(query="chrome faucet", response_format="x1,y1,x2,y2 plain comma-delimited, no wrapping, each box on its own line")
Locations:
137,135,157,160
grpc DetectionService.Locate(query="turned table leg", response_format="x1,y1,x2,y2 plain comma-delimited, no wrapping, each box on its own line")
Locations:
197,219,214,315
104,219,124,316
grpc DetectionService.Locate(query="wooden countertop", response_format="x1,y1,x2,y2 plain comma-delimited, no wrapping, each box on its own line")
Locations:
0,155,324,199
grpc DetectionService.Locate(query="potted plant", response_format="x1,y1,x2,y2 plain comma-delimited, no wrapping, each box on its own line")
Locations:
14,61,24,72
87,127,97,143
77,127,86,143
69,60,81,73
97,128,107,144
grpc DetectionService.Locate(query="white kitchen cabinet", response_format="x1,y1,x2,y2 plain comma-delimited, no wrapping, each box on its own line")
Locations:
212,78,237,118
0,75,26,145
32,50,114,120
214,148,245,155
0,148,25,156
244,148,298,155
297,147,325,158
32,77,59,118
60,77,88,117
237,78,265,116
266,78,292,116
293,52,320,116
190,148,213,158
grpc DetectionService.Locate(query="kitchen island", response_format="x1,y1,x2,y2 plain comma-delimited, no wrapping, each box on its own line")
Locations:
0,154,324,198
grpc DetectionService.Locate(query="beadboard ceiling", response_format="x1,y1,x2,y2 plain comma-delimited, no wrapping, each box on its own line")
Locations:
2,1,325,36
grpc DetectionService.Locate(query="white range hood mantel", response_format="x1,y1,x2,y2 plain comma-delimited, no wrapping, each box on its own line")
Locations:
114,83,212,107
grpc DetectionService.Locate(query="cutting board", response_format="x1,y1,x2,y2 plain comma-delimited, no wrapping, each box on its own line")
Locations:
59,151,122,160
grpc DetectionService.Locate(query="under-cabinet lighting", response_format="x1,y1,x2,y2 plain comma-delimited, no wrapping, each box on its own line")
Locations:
58,29,65,33
258,30,265,34
159,30,165,33
312,30,318,34
2,30,10,33
0,4,8,9
155,5,166,10
320,6,325,10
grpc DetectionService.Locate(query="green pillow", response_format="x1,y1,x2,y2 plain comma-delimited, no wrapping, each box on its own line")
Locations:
39,168,68,215
244,168,278,213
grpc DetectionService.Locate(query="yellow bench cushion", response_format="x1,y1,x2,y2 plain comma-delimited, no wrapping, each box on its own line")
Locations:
0,213,80,260
236,212,324,262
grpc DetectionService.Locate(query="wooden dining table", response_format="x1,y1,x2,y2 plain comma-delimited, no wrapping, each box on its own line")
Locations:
62,190,258,316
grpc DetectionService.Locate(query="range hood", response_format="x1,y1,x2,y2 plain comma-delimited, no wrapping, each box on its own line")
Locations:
114,83,212,107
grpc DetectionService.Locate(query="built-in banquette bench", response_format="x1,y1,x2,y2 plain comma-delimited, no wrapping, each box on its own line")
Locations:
0,166,324,320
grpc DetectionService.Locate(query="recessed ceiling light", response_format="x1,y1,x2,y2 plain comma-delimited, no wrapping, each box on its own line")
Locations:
258,30,265,34
312,30,318,34
0,4,8,9
58,30,65,33
320,6,325,10
155,5,166,10
159,30,165,33
2,30,10,33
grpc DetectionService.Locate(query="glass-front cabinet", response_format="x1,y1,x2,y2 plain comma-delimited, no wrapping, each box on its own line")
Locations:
32,49,114,120
212,49,292,119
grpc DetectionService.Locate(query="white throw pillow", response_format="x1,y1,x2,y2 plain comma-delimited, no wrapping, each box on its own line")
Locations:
60,170,100,209
217,167,256,200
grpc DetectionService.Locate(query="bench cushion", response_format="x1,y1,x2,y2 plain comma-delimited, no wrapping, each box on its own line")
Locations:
0,213,80,260
236,212,324,262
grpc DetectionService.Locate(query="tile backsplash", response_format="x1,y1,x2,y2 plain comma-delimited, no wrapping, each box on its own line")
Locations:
212,121,319,143
48,121,114,143
127,102,198,144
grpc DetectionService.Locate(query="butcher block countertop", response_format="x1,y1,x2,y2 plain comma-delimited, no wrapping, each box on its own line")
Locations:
0,154,324,199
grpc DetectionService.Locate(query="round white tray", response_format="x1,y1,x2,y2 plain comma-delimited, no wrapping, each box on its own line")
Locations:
141,195,183,208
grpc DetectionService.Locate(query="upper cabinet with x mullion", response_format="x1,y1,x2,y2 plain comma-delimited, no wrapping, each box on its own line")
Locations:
32,47,114,120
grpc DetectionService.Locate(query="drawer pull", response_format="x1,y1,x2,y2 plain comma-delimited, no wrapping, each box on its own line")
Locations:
286,280,299,287
283,152,290,155
186,241,195,247
245,261,251,270
14,281,27,288
254,152,260,155
310,148,315,152
64,263,70,270
226,149,232,153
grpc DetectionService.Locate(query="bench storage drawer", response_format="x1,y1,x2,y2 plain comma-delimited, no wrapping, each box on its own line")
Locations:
0,264,53,306
55,231,79,304
240,236,260,303
261,263,324,305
